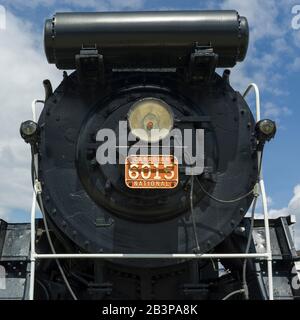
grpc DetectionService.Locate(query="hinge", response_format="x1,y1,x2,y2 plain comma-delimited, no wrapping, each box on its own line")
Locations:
75,48,104,86
187,45,218,83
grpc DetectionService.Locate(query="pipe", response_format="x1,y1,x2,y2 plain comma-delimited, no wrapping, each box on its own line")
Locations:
43,80,53,101
29,191,36,300
243,83,261,121
34,253,269,259
243,84,274,300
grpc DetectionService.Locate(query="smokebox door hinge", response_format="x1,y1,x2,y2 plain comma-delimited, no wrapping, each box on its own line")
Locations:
75,48,104,85
187,45,218,83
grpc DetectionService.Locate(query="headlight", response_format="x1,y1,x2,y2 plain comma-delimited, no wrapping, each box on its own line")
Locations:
128,98,174,143
20,120,40,144
255,119,276,141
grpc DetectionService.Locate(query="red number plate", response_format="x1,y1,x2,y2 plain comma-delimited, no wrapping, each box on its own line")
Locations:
125,155,179,189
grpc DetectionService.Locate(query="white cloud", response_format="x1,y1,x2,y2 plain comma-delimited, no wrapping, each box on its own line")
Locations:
270,185,300,216
270,185,300,249
263,102,291,120
289,57,300,71
0,11,61,221
254,195,273,213
3,0,145,11
217,0,300,124
221,0,285,42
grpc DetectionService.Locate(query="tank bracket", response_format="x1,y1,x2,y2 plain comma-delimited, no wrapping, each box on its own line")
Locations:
75,48,104,86
187,45,218,83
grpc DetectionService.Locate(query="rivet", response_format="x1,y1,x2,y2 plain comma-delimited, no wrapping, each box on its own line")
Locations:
90,158,98,167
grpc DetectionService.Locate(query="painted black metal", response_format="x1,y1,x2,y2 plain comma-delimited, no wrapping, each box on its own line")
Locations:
44,11,249,70
0,221,31,299
11,10,298,300
251,217,300,299
1,216,298,299
37,70,257,264
215,216,300,300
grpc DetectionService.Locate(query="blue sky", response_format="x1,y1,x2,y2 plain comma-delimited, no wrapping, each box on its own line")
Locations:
0,0,299,246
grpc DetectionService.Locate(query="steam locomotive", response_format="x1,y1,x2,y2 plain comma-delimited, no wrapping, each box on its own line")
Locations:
0,11,299,300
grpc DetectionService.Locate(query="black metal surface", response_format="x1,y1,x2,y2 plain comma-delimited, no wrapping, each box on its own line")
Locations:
215,216,300,300
37,70,257,263
44,11,249,69
0,221,31,299
251,217,300,299
8,9,299,300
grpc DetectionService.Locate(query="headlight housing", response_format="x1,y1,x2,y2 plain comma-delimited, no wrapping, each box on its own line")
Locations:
255,119,276,141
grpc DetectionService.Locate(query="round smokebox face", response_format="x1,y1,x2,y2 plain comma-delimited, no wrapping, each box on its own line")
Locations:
128,98,174,143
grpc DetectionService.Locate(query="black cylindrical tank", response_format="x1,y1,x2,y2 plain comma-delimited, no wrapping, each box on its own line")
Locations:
44,10,249,69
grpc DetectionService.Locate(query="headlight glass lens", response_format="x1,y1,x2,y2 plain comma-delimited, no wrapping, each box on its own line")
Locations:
128,98,174,143
20,120,38,136
258,119,276,136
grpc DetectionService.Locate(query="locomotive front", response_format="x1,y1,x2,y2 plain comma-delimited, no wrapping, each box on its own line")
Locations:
19,11,278,300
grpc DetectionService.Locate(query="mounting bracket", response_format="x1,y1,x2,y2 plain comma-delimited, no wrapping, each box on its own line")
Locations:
75,48,104,86
187,45,218,83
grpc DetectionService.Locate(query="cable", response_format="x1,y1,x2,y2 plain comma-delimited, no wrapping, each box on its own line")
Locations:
36,192,78,300
196,150,264,204
31,147,78,300
197,181,254,204
175,139,202,255
241,150,264,300
222,289,245,300
224,150,263,300
36,278,50,300
190,175,201,253
242,194,258,300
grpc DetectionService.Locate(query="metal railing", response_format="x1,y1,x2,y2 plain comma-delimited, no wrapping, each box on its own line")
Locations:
28,84,273,300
